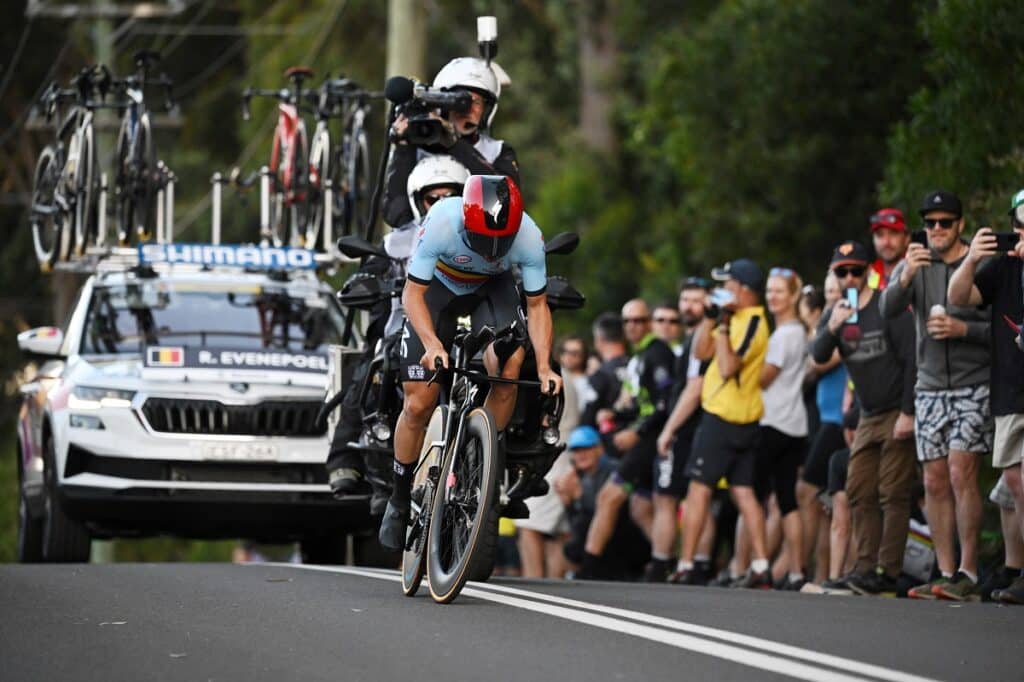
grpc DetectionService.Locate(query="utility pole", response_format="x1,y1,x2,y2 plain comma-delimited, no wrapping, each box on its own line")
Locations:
386,0,426,80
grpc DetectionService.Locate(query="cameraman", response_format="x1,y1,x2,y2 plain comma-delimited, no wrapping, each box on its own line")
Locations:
383,57,521,228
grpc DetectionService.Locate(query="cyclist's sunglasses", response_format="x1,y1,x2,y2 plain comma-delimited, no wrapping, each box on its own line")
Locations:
922,217,958,229
423,191,459,207
833,265,866,278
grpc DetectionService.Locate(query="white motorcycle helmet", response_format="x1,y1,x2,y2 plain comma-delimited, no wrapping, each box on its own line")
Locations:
407,155,470,221
433,57,502,130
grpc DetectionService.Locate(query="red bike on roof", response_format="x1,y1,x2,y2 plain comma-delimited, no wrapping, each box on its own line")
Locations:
242,66,317,247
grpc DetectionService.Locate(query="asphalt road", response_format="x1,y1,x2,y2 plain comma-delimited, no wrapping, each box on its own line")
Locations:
0,563,1019,682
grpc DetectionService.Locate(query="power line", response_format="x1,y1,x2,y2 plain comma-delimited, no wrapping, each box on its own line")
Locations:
173,0,350,239
173,35,246,99
0,39,73,150
155,0,214,59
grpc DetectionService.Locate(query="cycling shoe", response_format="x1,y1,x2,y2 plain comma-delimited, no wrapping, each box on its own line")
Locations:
378,499,410,550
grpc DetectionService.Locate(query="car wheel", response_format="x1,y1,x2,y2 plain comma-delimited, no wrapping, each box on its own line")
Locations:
17,465,44,563
41,438,91,563
352,532,400,569
299,535,346,565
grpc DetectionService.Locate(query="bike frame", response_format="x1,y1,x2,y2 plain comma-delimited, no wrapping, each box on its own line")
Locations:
270,103,306,203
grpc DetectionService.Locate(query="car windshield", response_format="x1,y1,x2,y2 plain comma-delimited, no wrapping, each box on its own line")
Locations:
79,280,348,355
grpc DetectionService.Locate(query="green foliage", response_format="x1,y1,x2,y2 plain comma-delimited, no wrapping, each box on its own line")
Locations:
882,0,1024,223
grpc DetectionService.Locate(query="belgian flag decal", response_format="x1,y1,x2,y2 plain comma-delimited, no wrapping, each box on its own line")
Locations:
147,346,185,367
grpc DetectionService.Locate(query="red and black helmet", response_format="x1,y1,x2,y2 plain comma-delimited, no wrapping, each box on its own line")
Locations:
462,175,523,259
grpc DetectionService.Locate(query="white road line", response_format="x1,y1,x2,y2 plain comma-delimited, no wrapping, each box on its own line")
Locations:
266,564,942,682
468,581,940,682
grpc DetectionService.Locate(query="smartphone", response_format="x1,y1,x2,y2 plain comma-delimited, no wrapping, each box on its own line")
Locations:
910,230,928,248
845,288,858,324
994,232,1021,253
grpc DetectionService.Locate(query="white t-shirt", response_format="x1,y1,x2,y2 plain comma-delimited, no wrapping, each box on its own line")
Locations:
760,320,809,437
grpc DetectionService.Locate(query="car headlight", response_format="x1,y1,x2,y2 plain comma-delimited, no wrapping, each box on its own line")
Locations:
69,385,137,409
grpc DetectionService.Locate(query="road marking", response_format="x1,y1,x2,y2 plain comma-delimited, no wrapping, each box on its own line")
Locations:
268,564,942,682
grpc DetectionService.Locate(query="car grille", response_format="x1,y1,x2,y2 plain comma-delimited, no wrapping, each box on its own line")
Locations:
141,398,325,437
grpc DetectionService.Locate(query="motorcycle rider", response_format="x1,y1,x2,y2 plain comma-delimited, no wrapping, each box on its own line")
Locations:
383,57,520,229
326,157,471,511
377,174,561,550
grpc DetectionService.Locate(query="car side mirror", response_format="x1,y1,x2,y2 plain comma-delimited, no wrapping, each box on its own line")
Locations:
18,327,64,357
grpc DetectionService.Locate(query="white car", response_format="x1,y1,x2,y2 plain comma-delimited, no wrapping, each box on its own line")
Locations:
15,250,378,563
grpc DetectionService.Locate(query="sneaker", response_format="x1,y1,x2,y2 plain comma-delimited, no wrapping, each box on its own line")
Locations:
907,576,949,601
980,566,1017,602
667,567,704,585
733,568,772,589
994,575,1024,605
821,577,854,595
643,559,672,583
693,560,713,585
933,572,981,602
781,575,807,591
847,568,898,596
377,499,410,551
329,467,363,497
708,568,739,588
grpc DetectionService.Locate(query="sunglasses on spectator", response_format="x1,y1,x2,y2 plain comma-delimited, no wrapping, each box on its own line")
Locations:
922,217,957,229
833,265,866,278
769,267,796,278
623,317,650,324
653,317,680,324
423,191,457,207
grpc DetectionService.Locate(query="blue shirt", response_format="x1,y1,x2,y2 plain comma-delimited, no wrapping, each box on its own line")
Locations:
406,196,547,296
816,363,847,426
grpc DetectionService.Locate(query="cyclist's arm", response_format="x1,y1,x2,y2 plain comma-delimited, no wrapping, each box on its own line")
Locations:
525,292,559,394
402,280,443,356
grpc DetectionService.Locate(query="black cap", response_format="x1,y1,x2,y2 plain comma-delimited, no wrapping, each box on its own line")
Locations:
829,240,871,268
919,190,962,217
711,258,763,290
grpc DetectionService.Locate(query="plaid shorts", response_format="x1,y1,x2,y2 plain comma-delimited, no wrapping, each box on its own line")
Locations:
914,383,993,462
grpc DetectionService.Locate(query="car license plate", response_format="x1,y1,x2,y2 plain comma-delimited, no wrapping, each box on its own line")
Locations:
194,441,278,461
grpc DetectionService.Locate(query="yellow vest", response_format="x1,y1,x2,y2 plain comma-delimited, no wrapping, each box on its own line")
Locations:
700,306,769,425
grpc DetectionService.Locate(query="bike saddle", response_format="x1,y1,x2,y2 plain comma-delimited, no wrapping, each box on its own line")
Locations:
285,66,315,80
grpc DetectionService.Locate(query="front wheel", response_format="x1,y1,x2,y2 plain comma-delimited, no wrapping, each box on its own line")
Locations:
30,146,68,270
426,407,499,604
41,438,91,563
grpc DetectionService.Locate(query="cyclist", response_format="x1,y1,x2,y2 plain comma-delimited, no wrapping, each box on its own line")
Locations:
327,157,471,510
383,57,520,228
378,174,562,550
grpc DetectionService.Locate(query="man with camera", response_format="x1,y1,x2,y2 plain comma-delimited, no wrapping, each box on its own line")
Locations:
383,57,520,229
811,241,917,596
880,190,992,601
948,188,1024,604
673,259,772,587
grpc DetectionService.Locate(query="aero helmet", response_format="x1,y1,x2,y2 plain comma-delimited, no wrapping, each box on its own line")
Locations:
462,175,523,259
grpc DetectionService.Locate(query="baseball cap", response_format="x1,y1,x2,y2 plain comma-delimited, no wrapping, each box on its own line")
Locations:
829,240,871,268
567,425,601,450
870,208,907,233
1008,189,1024,219
710,258,764,290
919,190,962,217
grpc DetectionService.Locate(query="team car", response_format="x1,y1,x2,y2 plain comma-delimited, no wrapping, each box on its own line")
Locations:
15,244,378,563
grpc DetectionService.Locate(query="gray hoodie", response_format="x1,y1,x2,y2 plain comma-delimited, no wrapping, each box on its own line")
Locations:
879,250,990,391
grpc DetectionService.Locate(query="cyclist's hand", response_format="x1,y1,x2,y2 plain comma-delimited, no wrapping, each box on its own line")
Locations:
537,366,562,396
421,344,449,372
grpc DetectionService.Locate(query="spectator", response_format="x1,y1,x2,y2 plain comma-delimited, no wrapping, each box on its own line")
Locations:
755,267,810,590
983,475,1024,600
579,313,630,459
818,406,861,593
947,187,1024,605
797,277,846,584
558,426,649,580
868,208,910,289
811,240,917,596
658,277,716,583
675,258,772,587
881,189,992,601
652,302,683,350
578,299,677,581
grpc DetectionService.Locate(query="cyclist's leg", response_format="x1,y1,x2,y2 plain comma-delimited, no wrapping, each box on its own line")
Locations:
473,272,528,431
482,344,524,431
